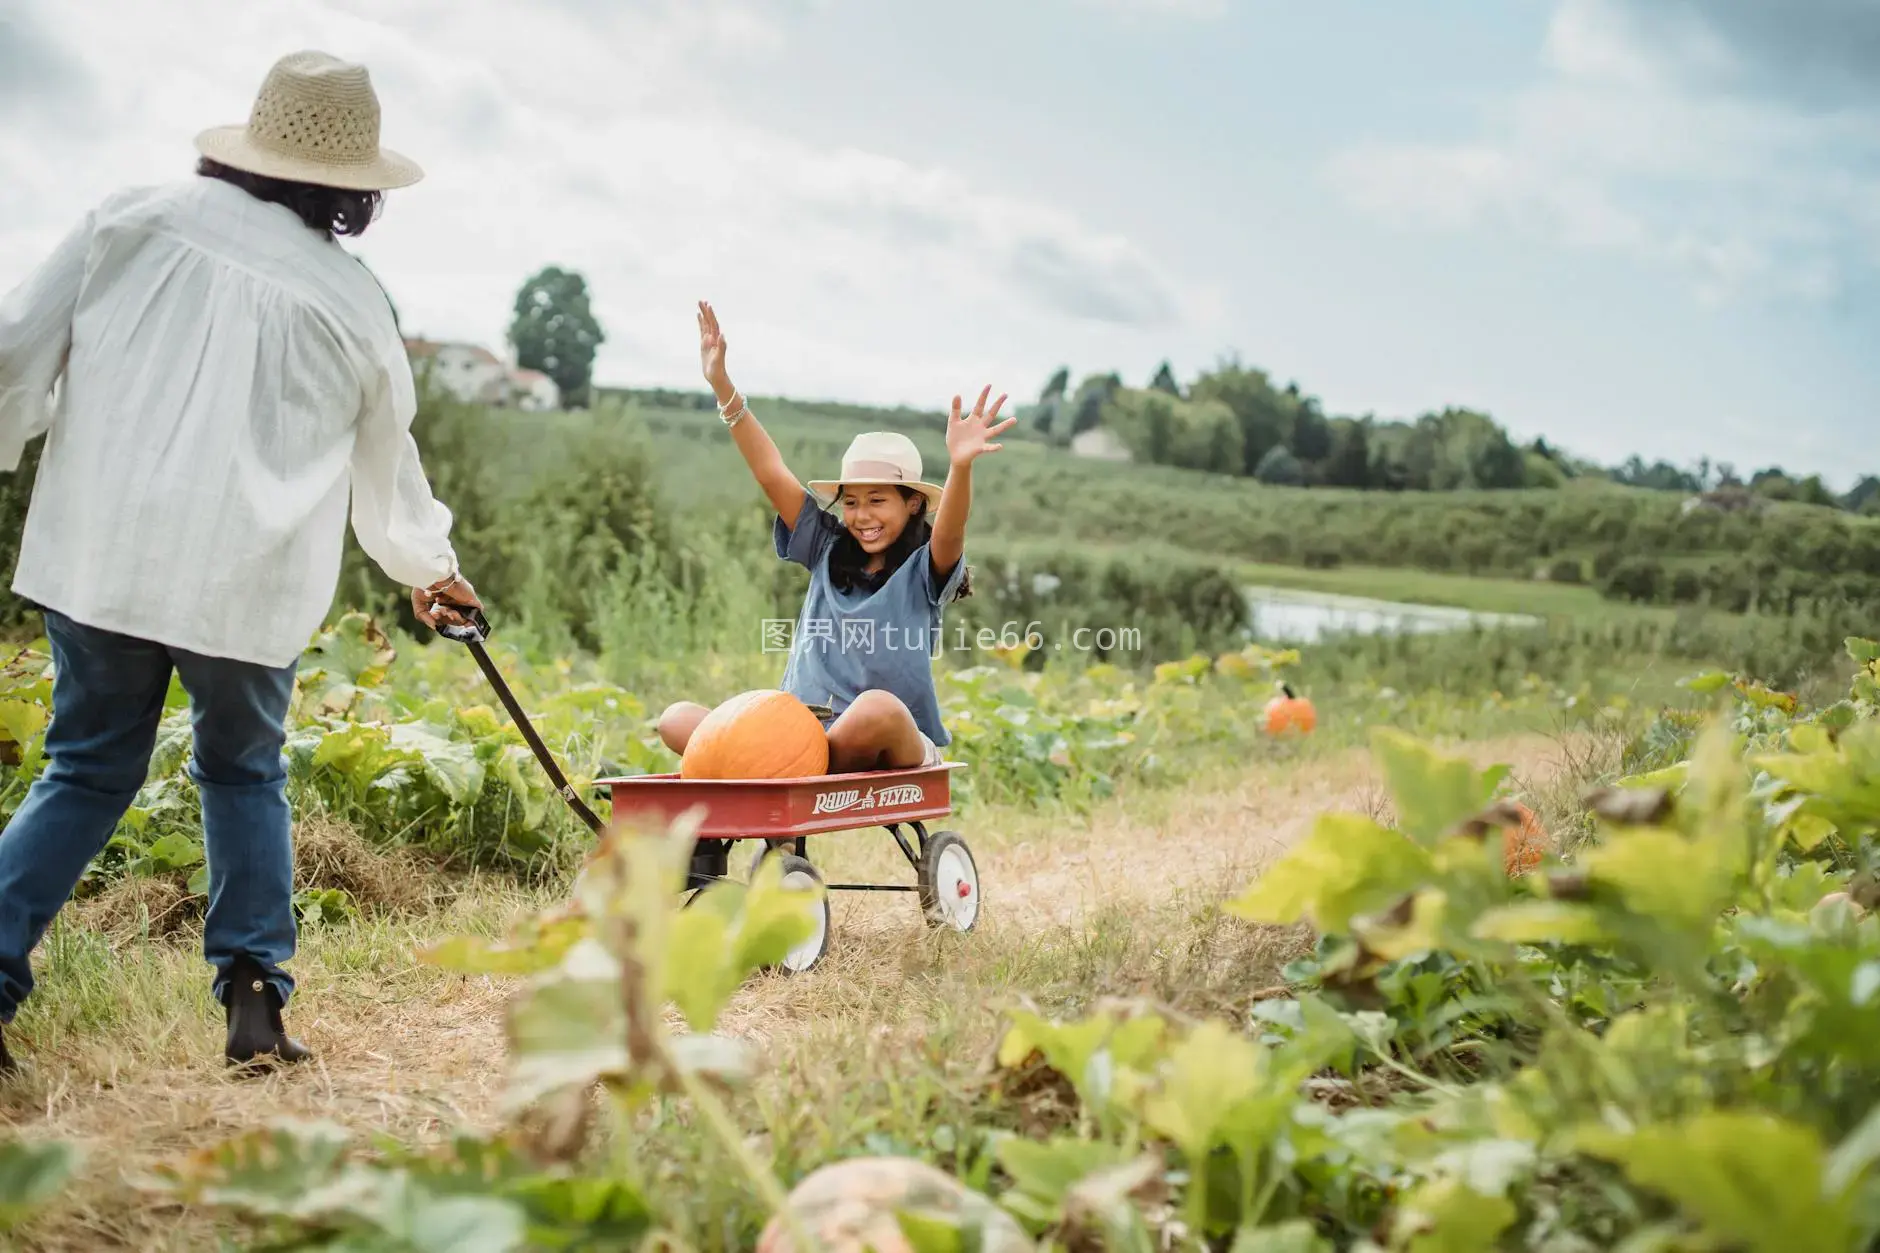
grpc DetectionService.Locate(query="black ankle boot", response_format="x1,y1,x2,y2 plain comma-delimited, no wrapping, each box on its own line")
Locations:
0,1023,14,1076
224,956,311,1070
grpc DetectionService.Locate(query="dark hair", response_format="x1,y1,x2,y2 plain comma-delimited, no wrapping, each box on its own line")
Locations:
196,157,382,238
828,486,974,601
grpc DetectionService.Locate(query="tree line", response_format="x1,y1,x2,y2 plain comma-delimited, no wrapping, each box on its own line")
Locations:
1026,359,1877,514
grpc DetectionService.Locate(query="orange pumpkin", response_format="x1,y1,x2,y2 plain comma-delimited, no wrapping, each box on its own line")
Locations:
1501,803,1548,877
680,689,829,780
1264,684,1317,737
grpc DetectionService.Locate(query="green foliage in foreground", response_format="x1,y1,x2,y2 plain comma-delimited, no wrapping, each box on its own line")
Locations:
5,639,1872,1250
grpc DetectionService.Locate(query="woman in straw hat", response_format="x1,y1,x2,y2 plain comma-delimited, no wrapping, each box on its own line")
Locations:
0,51,479,1074
656,302,1016,774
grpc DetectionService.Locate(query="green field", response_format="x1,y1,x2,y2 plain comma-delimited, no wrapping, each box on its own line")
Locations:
1,385,1877,1251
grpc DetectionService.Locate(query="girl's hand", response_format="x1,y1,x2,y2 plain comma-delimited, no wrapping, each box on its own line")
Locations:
946,385,1015,469
697,300,733,399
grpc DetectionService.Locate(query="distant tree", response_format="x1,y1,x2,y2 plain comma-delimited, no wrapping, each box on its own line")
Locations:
1290,399,1333,465
1068,372,1122,436
1148,361,1182,397
1190,361,1296,476
1790,474,1841,509
1102,389,1241,474
1253,444,1305,486
1750,467,1797,502
1033,367,1070,440
1611,455,1701,493
1321,418,1371,487
1848,476,1880,514
1523,450,1567,489
508,266,606,408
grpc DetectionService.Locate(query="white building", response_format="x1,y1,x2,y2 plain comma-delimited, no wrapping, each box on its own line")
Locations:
509,367,560,411
404,339,561,411
1070,426,1132,462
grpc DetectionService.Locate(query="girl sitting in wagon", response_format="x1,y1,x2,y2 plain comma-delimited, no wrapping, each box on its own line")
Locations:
656,302,1013,773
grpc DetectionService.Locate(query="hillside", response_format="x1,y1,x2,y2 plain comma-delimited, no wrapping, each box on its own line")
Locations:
605,390,1880,614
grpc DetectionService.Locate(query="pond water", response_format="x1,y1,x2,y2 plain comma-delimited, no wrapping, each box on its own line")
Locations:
1244,586,1542,644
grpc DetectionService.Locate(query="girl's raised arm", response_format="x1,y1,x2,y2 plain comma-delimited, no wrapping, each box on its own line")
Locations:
698,301,804,526
931,386,1014,578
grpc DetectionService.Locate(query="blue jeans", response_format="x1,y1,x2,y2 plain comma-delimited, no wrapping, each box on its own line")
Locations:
0,610,298,1022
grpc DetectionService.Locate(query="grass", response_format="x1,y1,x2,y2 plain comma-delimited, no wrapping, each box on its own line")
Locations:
0,714,1617,1251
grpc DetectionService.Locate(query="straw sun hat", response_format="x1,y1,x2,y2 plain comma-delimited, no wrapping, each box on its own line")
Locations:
808,432,947,511
195,50,423,191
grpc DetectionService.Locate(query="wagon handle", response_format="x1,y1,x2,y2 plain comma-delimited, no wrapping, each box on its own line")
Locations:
430,603,607,836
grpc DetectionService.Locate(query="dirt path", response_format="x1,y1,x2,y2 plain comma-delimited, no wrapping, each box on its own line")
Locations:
6,730,1594,1250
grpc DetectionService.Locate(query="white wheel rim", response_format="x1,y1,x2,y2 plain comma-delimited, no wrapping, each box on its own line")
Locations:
933,845,979,931
780,869,827,972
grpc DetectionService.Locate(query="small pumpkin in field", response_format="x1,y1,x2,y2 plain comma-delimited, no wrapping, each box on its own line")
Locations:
1500,803,1548,877
680,689,829,780
1264,683,1317,737
755,1156,1033,1253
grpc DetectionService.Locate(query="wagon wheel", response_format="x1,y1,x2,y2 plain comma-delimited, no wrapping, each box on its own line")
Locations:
917,830,979,933
752,850,832,974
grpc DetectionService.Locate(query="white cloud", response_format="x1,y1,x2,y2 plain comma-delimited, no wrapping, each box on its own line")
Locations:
1322,0,1880,308
0,0,1199,408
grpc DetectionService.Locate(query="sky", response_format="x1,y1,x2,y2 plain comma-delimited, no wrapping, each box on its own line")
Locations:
1,0,1874,488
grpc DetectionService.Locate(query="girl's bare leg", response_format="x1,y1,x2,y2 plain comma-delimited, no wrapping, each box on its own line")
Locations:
656,701,712,755
826,690,926,773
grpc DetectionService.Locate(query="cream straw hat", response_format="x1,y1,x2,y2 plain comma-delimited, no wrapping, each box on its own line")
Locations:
808,432,946,510
194,51,423,192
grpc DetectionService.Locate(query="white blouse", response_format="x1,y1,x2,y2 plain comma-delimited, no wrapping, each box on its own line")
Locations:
0,176,458,669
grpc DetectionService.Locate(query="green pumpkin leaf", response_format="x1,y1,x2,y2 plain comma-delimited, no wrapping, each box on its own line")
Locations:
388,722,487,808
1142,1019,1284,1167
0,699,47,750
1578,828,1735,936
139,1119,354,1217
145,832,205,872
0,1139,80,1230
1389,1175,1517,1253
1573,1113,1855,1253
728,854,826,974
1471,900,1610,946
1368,729,1507,847
995,1137,1138,1234
1224,813,1434,933
1229,1220,1334,1252
418,910,589,977
1824,1103,1880,1198
661,896,741,1033
502,938,630,1112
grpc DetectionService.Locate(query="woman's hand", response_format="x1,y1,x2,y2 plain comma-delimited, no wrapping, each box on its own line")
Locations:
412,573,482,631
698,300,734,402
946,385,1015,469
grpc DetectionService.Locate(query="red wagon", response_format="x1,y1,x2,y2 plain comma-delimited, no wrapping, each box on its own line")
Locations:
595,761,982,973
433,601,980,977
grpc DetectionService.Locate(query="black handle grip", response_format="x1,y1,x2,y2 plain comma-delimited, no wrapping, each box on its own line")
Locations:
432,603,491,645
